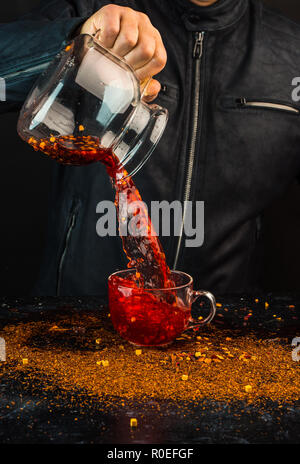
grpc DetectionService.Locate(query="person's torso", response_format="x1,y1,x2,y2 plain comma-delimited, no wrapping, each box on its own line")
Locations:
35,0,300,295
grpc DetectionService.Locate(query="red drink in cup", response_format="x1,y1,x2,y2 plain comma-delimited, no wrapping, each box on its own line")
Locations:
109,269,216,347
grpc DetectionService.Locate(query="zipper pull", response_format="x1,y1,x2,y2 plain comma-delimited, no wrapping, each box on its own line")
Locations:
193,32,204,59
237,97,247,107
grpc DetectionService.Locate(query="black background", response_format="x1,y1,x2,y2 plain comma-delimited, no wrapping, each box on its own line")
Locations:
1,0,300,296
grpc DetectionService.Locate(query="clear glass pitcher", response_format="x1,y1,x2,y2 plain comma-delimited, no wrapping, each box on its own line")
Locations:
17,34,168,177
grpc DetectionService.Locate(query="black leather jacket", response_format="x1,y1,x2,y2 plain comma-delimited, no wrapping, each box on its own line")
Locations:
1,0,300,295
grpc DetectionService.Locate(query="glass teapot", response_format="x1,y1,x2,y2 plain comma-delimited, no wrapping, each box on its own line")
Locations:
17,34,168,177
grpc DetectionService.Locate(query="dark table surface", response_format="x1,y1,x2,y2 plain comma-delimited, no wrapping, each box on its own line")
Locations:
0,294,300,444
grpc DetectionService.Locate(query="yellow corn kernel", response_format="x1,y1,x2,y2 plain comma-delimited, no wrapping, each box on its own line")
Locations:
181,374,189,381
245,385,253,393
135,349,142,356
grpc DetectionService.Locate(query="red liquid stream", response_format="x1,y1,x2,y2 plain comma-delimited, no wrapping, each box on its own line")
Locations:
29,134,172,287
29,134,185,345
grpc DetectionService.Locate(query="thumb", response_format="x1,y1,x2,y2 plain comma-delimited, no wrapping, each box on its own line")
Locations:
141,79,161,102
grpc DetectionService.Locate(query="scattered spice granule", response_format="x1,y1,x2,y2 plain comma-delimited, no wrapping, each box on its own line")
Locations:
95,338,101,345
265,302,269,309
0,309,299,412
79,125,85,132
97,360,109,367
50,136,56,143
22,359,28,365
130,418,138,428
49,325,59,331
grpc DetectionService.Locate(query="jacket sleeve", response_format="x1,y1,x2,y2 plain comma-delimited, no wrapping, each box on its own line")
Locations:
0,0,109,110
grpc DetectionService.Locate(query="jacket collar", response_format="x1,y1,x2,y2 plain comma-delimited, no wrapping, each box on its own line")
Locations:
157,0,248,32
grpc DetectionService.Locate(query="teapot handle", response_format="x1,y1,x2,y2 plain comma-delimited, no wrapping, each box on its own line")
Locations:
112,100,168,178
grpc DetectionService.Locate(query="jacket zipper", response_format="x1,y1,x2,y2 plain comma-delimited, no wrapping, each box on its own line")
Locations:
173,31,205,269
56,201,80,296
237,97,299,114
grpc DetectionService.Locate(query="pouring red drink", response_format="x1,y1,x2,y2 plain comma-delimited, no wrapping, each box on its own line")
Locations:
19,34,211,346
26,133,216,346
28,133,172,289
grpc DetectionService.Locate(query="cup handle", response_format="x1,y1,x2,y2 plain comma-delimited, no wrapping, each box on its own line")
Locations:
189,290,217,328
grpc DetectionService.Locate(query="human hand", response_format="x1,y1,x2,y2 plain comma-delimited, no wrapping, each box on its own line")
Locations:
80,4,167,101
